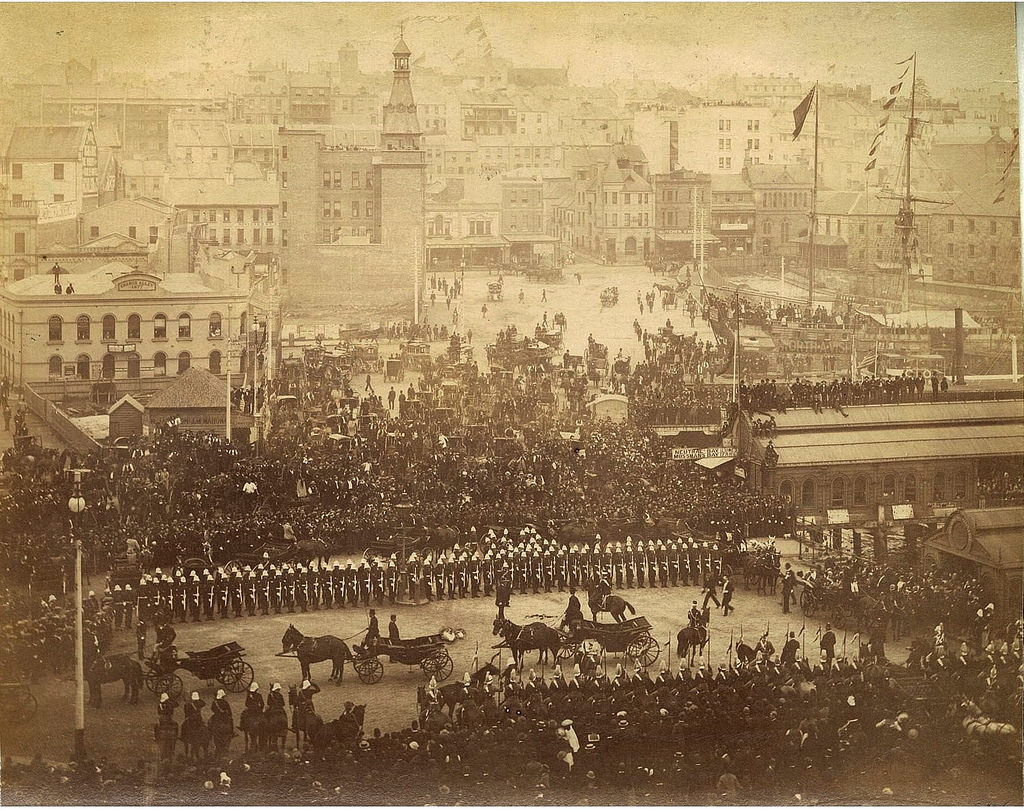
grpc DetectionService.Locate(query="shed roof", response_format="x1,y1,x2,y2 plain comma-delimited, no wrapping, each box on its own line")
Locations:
146,367,229,410
7,125,87,160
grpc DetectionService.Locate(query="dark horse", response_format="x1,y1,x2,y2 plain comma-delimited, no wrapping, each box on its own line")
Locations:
492,617,561,668
85,653,142,708
676,610,711,665
312,705,367,755
282,624,351,682
587,585,636,622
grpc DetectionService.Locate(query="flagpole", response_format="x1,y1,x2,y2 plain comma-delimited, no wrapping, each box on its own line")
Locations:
808,82,819,308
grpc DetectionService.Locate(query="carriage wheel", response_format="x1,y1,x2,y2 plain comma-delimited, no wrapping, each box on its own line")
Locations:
354,656,383,685
153,673,183,701
422,650,454,682
557,641,580,661
626,634,660,668
218,659,254,693
144,671,161,694
800,590,815,617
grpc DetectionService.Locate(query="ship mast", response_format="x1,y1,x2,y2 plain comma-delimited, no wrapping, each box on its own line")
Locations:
894,54,917,313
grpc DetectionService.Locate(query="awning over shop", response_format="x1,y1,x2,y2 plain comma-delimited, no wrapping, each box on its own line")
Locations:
656,230,721,244
695,456,733,470
503,234,560,243
427,235,506,248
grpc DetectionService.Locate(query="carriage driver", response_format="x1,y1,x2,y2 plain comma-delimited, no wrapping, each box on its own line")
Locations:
154,621,177,670
362,609,381,649
562,587,584,629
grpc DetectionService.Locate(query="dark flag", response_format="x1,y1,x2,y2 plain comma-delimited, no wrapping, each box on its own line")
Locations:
792,86,816,140
888,82,903,96
865,159,876,172
882,96,898,110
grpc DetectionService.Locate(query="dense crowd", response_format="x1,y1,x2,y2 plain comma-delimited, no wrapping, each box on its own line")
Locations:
740,374,950,413
4,618,1019,804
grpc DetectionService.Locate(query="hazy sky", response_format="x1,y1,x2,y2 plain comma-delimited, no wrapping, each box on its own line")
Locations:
0,3,1017,95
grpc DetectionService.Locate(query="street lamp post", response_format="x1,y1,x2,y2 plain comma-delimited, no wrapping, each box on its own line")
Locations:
67,471,87,762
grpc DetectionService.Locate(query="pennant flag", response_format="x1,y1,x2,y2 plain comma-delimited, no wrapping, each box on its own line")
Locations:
993,188,1006,204
868,143,880,157
878,115,890,129
896,54,915,65
882,96,898,110
896,65,910,81
799,622,806,635
792,86,816,140
814,626,821,641
888,82,903,96
864,159,876,172
827,63,836,74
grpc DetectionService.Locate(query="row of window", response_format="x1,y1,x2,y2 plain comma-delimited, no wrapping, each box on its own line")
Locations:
191,208,273,224
603,213,650,227
323,170,373,190
322,200,373,219
661,189,709,203
717,120,761,132
48,312,232,343
763,192,809,209
49,350,206,380
214,228,274,246
779,471,968,509
603,192,650,206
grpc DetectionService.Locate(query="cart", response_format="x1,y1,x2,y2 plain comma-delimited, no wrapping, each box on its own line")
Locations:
351,635,454,685
384,356,404,383
143,641,254,701
400,341,432,373
558,617,660,669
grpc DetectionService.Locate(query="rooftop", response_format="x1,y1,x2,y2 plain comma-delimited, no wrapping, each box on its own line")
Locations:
146,367,229,411
7,125,88,161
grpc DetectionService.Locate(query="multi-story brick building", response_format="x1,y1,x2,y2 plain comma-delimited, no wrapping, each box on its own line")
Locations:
652,168,712,261
746,162,812,258
462,93,517,139
288,72,332,125
277,38,425,323
709,173,756,257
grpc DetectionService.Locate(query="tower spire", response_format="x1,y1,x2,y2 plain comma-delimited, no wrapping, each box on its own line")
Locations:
382,35,420,150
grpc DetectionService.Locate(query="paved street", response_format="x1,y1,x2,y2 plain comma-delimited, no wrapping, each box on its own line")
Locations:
0,565,905,765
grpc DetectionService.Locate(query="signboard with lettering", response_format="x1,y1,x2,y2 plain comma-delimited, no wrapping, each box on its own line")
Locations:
827,509,850,525
38,200,78,224
107,344,137,354
891,504,915,521
115,277,158,292
671,447,737,461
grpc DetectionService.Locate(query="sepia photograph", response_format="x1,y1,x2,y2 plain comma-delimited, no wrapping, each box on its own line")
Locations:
0,1,1021,805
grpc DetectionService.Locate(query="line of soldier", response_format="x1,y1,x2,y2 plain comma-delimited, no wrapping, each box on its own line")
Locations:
118,528,726,624
126,556,406,623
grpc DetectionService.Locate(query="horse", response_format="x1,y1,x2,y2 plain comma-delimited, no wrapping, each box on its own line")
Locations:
264,702,289,752
288,685,323,750
677,615,710,665
958,699,1018,738
85,653,142,708
239,705,265,752
735,641,756,664
281,624,351,682
586,586,636,623
312,705,366,755
209,707,235,758
492,617,561,668
180,713,211,763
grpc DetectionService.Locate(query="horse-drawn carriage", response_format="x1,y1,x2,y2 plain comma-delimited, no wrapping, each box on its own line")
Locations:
384,355,404,383
585,341,609,381
534,326,563,349
143,641,254,701
599,287,619,307
558,617,661,669
351,635,455,685
799,579,881,628
487,281,503,301
400,341,432,373
350,341,382,375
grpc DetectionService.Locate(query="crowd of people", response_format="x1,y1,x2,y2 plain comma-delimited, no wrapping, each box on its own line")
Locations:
4,614,1019,804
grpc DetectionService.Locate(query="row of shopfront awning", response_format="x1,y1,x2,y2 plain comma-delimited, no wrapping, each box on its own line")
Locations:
426,234,560,249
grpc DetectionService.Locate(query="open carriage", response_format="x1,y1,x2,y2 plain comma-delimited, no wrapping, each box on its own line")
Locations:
487,281,504,301
351,635,454,685
558,617,660,669
144,641,254,701
534,326,564,349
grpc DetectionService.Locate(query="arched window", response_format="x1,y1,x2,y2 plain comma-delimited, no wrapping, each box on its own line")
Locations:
153,352,167,377
76,354,91,380
239,310,247,334
127,313,141,340
209,350,222,375
624,236,637,255
102,314,116,341
801,479,816,509
153,313,167,340
904,474,917,503
101,353,115,379
177,351,191,374
48,355,63,377
830,478,846,508
933,471,946,501
853,477,867,506
208,312,222,338
177,312,191,339
882,475,896,500
779,480,792,501
127,352,140,378
76,314,90,341
953,471,967,499
48,315,63,342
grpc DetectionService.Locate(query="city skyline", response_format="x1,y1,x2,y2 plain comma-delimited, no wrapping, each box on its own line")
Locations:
0,3,1017,96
